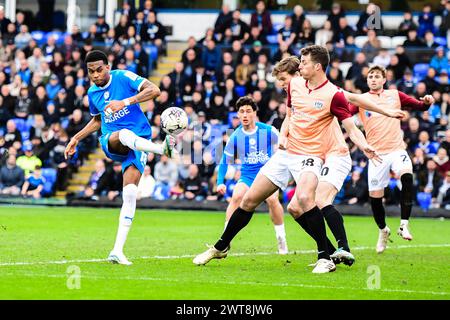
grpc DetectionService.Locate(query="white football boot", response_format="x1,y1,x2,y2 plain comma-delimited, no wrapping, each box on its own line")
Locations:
311,259,336,274
107,252,133,265
193,245,229,266
376,226,391,254
397,223,413,241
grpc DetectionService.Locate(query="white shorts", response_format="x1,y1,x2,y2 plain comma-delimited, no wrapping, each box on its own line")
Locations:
319,154,352,191
368,149,413,192
260,150,323,190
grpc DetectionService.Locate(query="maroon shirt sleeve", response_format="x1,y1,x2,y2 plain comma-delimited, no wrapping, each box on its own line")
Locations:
398,91,430,111
348,103,359,115
330,91,353,122
286,81,291,108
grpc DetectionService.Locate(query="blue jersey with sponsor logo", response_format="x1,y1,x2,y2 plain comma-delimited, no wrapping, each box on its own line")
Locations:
217,122,278,185
88,69,151,138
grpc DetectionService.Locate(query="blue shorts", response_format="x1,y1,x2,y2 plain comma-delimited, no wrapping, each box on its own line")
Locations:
237,174,256,188
99,132,149,174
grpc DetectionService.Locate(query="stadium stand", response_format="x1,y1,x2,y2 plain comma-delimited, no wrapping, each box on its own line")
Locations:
1,1,450,214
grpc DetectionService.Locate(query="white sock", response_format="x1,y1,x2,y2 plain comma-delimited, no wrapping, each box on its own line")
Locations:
274,224,286,240
112,184,138,254
400,219,409,226
119,128,164,154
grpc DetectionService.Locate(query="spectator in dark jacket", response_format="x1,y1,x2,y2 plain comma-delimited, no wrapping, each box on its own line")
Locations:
250,0,272,37
403,29,426,47
4,119,22,149
397,11,418,36
356,3,383,35
418,4,436,37
418,159,443,201
327,2,345,31
439,0,450,36
80,159,111,199
0,154,24,195
344,170,368,204
224,10,250,43
106,161,124,201
183,164,206,200
201,39,221,74
291,5,306,34
214,3,232,36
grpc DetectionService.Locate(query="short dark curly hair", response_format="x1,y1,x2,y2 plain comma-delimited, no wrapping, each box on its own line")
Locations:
85,50,108,65
235,96,258,111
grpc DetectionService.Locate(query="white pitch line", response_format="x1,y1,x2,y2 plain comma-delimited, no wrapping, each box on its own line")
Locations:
0,243,449,267
2,272,449,297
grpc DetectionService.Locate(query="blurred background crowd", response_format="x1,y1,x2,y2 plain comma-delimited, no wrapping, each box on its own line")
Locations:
1,0,450,210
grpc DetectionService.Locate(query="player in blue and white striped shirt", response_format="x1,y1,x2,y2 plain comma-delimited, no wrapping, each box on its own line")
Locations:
64,50,175,265
216,96,288,254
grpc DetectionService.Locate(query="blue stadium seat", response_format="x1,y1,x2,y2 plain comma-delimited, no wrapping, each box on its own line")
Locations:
417,192,431,211
147,45,158,61
413,63,430,80
234,85,246,97
12,118,26,132
46,31,64,44
31,31,46,45
272,23,283,34
435,37,447,47
61,118,69,129
266,34,278,44
228,112,237,125
41,168,57,196
16,118,31,141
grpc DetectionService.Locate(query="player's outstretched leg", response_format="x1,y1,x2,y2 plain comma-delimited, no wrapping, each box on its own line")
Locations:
370,192,391,254
266,191,288,254
293,172,335,273
193,174,279,266
287,196,337,258
315,183,354,266
397,172,414,241
108,184,138,265
118,128,175,157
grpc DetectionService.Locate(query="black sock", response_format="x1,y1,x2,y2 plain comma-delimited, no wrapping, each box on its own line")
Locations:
294,215,336,254
322,205,350,252
400,173,414,221
370,197,386,229
215,207,253,251
303,206,330,260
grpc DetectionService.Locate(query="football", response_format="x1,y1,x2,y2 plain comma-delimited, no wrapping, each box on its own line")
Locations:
160,107,188,135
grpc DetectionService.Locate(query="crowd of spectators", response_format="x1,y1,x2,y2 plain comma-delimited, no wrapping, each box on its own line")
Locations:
1,1,450,210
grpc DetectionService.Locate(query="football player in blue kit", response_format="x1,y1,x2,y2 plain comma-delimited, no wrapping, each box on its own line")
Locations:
64,50,175,265
215,96,288,255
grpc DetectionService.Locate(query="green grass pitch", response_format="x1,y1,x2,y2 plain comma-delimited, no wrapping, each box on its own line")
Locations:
0,206,449,300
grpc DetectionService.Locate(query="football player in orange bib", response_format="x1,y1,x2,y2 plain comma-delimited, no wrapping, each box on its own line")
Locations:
194,46,385,273
272,56,405,268
349,65,434,253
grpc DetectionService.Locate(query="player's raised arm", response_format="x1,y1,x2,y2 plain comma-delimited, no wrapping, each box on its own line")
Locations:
104,79,161,115
64,115,101,159
344,91,406,119
398,91,435,111
132,79,161,104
